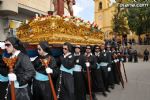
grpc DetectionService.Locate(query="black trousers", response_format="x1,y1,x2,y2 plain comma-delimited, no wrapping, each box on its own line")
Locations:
0,82,8,100
73,72,86,100
58,71,75,100
112,64,120,84
144,56,149,61
7,86,30,100
107,67,115,86
91,69,105,93
33,80,53,100
133,56,138,62
101,66,109,90
128,56,132,62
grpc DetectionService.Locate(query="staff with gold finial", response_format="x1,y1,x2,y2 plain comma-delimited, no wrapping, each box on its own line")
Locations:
3,37,35,100
84,45,96,100
40,57,57,100
85,61,92,100
32,41,58,100
3,57,17,100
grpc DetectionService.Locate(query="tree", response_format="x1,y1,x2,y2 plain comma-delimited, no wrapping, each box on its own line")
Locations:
112,0,130,37
125,0,150,36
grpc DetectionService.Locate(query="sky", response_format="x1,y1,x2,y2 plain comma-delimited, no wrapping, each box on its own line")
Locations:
73,0,116,23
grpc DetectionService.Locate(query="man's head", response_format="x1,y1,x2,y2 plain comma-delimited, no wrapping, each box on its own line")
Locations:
85,45,91,53
63,42,72,54
100,44,105,51
74,45,81,53
106,45,111,51
5,37,22,54
94,45,100,52
38,41,50,56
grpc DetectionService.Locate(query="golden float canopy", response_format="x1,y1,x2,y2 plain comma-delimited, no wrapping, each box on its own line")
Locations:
17,15,104,45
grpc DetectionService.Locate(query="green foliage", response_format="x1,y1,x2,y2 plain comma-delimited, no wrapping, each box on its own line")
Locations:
113,0,150,36
124,0,150,35
112,3,129,35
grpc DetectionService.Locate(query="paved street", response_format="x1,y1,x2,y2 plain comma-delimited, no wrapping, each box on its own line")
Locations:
96,59,150,100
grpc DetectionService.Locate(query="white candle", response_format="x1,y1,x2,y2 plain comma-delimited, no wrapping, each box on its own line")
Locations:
35,14,39,18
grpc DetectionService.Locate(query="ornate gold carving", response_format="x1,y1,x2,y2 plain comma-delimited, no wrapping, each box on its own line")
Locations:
17,16,104,45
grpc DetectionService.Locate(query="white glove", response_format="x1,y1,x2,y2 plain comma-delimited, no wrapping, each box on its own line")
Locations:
85,62,90,68
8,73,17,81
114,59,117,63
108,67,111,72
121,58,124,62
117,59,119,62
46,67,53,74
76,59,79,63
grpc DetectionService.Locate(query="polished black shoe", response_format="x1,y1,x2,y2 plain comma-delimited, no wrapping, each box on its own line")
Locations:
116,82,120,85
106,89,111,93
102,92,107,97
93,97,98,100
111,85,115,89
92,93,98,100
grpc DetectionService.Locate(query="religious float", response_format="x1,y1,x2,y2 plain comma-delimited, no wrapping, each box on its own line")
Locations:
16,15,104,57
17,15,104,45
16,15,104,56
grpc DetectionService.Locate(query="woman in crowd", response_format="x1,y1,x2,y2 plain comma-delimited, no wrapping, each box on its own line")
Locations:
4,37,35,100
32,41,59,100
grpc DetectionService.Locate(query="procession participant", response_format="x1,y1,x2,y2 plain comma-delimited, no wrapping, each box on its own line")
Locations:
106,45,115,90
32,41,59,100
0,43,9,100
84,45,98,100
73,44,86,100
99,44,111,93
4,37,35,100
57,42,75,100
128,47,133,62
93,45,107,97
143,48,149,61
133,49,138,63
115,49,125,88
111,47,120,85
123,47,128,62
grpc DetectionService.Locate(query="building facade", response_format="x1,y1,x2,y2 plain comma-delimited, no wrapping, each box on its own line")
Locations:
94,0,116,34
0,0,54,41
0,0,73,41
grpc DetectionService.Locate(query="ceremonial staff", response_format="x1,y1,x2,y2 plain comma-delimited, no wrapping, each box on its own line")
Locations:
113,55,124,88
85,57,92,100
3,57,17,100
122,62,128,82
116,59,124,88
40,57,58,100
120,55,128,82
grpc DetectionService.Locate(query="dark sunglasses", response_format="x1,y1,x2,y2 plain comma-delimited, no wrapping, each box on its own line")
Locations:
63,48,68,50
37,48,41,51
75,47,80,49
5,43,11,47
86,47,91,49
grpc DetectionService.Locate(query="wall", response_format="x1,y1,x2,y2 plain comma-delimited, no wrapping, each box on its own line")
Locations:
132,45,150,57
94,0,116,33
17,0,50,14
0,0,18,13
0,19,7,41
